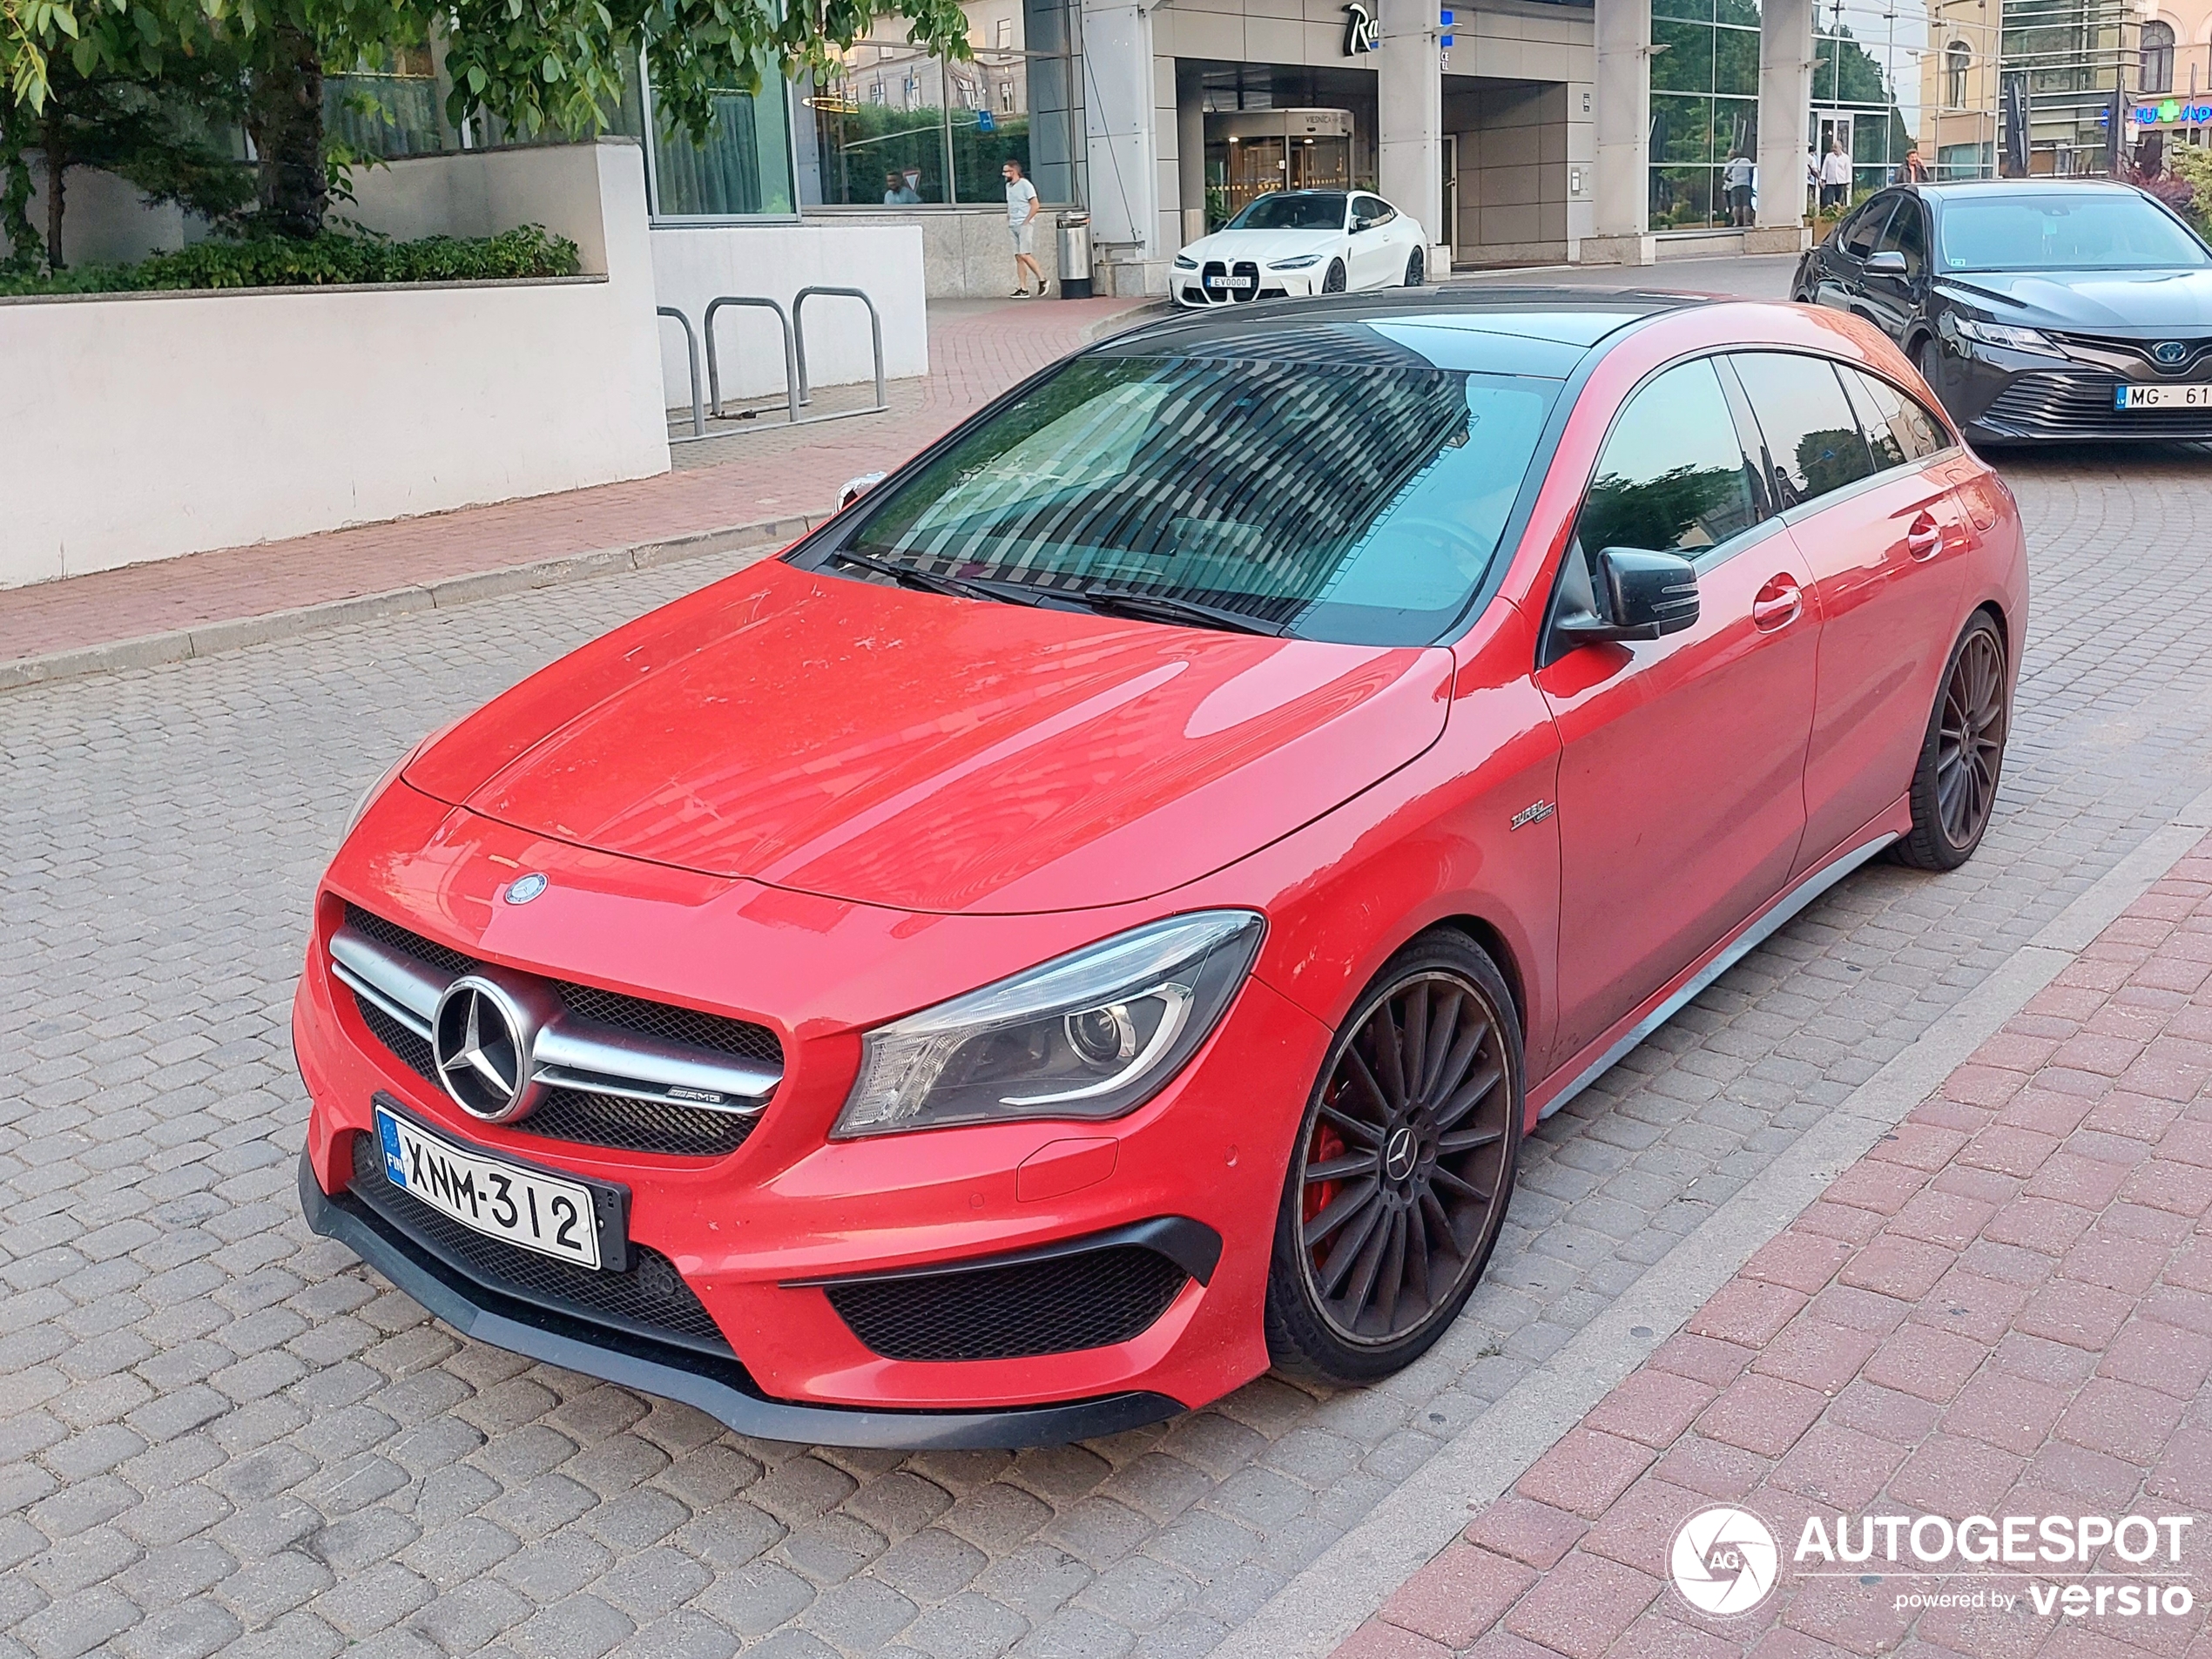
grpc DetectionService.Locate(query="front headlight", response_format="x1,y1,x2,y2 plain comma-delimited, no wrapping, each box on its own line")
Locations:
1172,253,1198,270
1952,316,2062,356
1269,253,1324,270
833,911,1265,1138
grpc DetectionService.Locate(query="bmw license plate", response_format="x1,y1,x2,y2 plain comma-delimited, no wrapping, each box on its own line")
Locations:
1206,275,1254,291
375,1105,606,1269
2116,382,2212,409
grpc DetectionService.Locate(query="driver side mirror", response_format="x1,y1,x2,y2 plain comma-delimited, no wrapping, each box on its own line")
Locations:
1865,249,1909,277
1554,547,1702,648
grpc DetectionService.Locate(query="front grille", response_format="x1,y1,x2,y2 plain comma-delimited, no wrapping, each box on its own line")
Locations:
347,1130,731,1353
338,902,778,1160
1231,260,1261,302
1983,370,2212,439
826,1244,1189,1362
2054,332,2212,374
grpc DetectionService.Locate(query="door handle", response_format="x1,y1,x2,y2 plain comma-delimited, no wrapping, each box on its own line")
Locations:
1752,577,1803,631
1905,511,1943,561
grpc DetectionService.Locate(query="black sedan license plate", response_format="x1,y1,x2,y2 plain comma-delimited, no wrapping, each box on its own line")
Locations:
375,1104,612,1269
2116,382,2212,410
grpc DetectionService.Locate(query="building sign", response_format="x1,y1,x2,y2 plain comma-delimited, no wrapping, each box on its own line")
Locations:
2134,99,2212,125
1343,2,1379,55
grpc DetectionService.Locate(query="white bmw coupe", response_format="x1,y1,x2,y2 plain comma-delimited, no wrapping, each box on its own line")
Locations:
1172,189,1429,308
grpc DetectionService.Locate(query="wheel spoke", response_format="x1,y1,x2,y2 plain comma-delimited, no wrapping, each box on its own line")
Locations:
1432,1164,1494,1204
1316,1192,1385,1294
1419,1186,1456,1255
1303,1177,1379,1250
1373,999,1407,1108
1433,1059,1503,1133
1427,1014,1487,1109
1305,1150,1381,1184
1342,1204,1395,1322
1339,1050,1393,1125
1421,989,1462,1103
1405,1194,1432,1302
1438,1124,1504,1155
1374,1211,1408,1330
1401,984,1430,1103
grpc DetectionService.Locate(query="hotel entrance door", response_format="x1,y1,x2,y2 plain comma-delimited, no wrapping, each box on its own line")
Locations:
1207,108,1355,224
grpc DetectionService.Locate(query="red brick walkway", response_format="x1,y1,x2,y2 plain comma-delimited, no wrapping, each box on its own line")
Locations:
0,296,1147,670
1342,833,2212,1659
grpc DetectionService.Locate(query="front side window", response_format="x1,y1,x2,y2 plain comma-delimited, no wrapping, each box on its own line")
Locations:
1874,197,1928,275
1730,353,1877,507
1938,192,2211,271
1353,194,1394,228
1574,359,1761,564
841,350,1561,644
1839,196,1897,258
1226,192,1350,232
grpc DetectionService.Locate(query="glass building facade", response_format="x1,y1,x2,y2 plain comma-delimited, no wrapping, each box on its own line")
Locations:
1649,0,1764,231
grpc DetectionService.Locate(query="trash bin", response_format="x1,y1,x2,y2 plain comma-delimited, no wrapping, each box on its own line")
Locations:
1057,214,1093,300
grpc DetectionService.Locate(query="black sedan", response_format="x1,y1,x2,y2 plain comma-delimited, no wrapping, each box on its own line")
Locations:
1791,178,2212,443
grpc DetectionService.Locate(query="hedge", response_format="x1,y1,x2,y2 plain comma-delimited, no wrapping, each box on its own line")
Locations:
0,225,583,298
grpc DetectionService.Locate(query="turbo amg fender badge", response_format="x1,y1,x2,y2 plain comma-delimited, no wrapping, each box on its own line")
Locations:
1510,799,1555,831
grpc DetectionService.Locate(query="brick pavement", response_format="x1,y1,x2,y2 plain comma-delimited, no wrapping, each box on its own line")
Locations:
1339,830,2212,1659
0,296,1145,671
4,428,2212,1652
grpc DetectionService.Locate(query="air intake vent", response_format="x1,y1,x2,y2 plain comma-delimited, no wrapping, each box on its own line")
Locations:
825,1244,1190,1362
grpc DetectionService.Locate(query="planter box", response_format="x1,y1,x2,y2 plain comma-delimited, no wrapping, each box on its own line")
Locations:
0,141,668,590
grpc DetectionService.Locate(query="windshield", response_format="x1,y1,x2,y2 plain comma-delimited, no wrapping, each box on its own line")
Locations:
1225,192,1347,232
840,352,1560,645
1938,192,2210,271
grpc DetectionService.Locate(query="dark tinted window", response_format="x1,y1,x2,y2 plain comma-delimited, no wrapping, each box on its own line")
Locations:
1874,198,1928,275
847,352,1559,645
1226,192,1348,231
1839,198,1895,258
1731,353,1877,507
1575,359,1761,563
1840,368,1947,469
1353,194,1394,228
1937,191,2211,271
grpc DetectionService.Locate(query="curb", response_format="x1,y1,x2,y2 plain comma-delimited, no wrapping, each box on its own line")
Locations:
1211,779,2212,1659
0,514,821,695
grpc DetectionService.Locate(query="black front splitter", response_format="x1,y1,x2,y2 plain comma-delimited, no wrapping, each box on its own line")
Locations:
299,1153,1184,1450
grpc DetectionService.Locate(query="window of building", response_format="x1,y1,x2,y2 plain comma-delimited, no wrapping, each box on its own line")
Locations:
1650,0,1762,232
643,83,799,218
2143,20,2176,95
795,2,1085,210
1946,41,1971,110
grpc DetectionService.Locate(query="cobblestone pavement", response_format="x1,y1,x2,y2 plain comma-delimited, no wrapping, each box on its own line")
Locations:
3,434,2212,1659
1339,830,2212,1659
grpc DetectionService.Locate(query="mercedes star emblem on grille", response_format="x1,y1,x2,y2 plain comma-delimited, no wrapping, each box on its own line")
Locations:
504,872,549,905
432,976,543,1122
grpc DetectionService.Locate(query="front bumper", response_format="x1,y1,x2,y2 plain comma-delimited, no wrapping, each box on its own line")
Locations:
294,790,1330,1436
300,1152,1180,1447
1938,345,2212,442
1172,262,1322,307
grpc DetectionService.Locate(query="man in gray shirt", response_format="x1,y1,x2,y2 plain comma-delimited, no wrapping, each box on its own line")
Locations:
1004,158,1043,297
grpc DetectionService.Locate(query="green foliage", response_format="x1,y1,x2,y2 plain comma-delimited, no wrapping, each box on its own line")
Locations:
2164,143,2212,239
0,219,577,291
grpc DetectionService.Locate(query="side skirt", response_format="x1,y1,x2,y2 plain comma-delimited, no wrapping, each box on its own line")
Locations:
1530,821,1902,1121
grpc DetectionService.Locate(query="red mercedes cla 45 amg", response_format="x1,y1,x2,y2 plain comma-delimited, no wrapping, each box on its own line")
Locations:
295,290,2026,1447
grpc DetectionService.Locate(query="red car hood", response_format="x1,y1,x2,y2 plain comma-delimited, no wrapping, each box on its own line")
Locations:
406,563,1452,914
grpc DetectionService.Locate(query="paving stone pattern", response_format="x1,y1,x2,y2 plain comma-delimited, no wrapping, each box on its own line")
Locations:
2,446,2210,1659
1339,829,2212,1658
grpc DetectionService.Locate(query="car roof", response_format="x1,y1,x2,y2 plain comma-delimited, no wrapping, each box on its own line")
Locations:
1914,178,2142,199
1101,287,1703,361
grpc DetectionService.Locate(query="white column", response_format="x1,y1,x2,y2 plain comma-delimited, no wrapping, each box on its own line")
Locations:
1378,0,1442,246
1585,0,1651,263
1755,0,1814,246
1082,0,1164,292
1177,63,1206,248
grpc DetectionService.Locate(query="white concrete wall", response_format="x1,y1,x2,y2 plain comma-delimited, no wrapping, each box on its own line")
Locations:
0,163,201,268
0,140,669,590
648,220,927,407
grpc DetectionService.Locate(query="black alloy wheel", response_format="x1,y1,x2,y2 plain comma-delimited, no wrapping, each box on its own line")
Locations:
1406,246,1425,287
1322,259,1347,293
1896,611,2008,871
1265,932,1521,1384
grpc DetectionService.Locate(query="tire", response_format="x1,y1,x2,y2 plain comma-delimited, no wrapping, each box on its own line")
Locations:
1405,246,1425,287
1264,930,1523,1386
1321,259,1347,293
1915,334,1945,397
1893,611,2008,872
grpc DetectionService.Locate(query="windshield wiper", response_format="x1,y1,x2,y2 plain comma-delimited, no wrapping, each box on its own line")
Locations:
827,547,1006,603
1072,585,1286,637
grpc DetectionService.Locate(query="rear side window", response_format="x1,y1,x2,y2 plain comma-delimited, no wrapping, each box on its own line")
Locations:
1730,353,1877,508
1574,359,1762,563
1840,368,1947,469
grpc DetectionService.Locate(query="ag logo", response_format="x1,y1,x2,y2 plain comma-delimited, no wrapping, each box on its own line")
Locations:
1669,1506,1778,1615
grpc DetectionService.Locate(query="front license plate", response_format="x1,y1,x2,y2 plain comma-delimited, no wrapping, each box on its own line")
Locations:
375,1106,605,1269
1205,276,1254,290
2116,381,2212,409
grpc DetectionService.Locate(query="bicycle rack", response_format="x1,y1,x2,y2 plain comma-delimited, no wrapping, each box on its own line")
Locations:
703,295,800,427
657,307,706,442
792,287,888,421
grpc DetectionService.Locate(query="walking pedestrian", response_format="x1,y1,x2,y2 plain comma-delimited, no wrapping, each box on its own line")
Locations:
1818,138,1853,211
1003,158,1044,298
